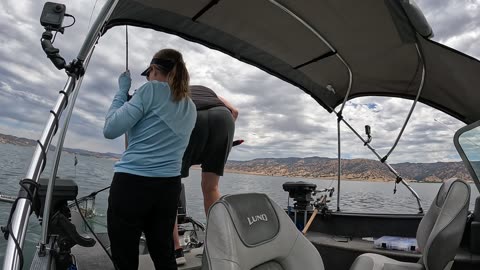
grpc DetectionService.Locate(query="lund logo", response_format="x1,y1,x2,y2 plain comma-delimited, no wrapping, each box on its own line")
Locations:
247,214,268,225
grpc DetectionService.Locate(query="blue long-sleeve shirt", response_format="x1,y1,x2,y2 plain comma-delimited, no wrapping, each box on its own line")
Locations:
104,81,196,177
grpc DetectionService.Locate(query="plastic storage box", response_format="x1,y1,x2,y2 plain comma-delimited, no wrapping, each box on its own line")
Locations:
374,236,419,253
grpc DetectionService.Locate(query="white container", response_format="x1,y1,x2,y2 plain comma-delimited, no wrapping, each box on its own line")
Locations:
373,236,419,253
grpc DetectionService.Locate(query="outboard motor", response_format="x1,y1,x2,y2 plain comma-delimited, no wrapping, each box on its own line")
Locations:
283,181,317,230
282,181,317,211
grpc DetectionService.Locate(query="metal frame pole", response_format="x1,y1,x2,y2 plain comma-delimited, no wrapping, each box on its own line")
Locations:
3,1,119,269
382,43,425,161
3,77,75,269
269,0,354,212
337,116,423,212
39,71,87,252
337,119,341,211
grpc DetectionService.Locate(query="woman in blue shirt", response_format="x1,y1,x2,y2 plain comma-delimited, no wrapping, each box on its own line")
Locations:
104,48,196,270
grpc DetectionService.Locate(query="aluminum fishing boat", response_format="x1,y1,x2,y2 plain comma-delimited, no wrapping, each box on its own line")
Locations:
2,1,480,269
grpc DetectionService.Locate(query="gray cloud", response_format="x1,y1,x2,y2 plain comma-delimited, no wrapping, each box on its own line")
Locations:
0,0,477,163
417,0,480,54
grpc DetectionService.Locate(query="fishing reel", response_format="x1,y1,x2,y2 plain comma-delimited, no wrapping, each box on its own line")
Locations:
312,187,335,216
283,181,335,231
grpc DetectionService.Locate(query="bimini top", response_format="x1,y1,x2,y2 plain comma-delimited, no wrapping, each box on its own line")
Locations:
105,0,480,124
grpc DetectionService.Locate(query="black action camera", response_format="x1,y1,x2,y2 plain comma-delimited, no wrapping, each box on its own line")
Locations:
40,2,66,31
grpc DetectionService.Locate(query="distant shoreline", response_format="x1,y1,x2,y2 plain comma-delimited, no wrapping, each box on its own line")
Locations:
1,137,474,184
223,168,405,183
194,167,472,183
225,169,474,183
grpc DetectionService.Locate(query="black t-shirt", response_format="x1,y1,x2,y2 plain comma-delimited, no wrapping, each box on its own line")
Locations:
190,85,227,111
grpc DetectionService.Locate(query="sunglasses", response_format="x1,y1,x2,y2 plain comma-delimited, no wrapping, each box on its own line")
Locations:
144,66,153,78
144,65,159,79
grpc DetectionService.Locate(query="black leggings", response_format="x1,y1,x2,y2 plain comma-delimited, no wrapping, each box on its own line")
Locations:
107,172,181,270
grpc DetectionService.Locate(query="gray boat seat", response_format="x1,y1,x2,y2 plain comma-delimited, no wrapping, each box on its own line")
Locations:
350,178,471,270
201,193,324,270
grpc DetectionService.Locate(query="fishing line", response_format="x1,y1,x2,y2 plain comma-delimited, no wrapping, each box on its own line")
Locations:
124,25,129,147
434,118,480,148
87,0,99,30
434,118,461,133
75,198,118,270
125,25,129,71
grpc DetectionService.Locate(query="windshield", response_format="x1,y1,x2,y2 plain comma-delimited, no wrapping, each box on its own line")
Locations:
455,120,480,192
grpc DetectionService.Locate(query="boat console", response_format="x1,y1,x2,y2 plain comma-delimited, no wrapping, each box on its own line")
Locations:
282,179,480,270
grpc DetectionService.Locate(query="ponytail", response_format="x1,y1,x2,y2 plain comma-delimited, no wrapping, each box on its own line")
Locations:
153,49,190,102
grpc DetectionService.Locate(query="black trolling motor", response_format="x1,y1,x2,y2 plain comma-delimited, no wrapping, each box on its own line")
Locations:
33,178,96,268
283,181,334,233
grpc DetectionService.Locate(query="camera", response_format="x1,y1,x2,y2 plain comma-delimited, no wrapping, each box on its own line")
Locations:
40,2,66,31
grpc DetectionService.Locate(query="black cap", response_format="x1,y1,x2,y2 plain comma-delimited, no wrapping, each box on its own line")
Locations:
141,58,175,76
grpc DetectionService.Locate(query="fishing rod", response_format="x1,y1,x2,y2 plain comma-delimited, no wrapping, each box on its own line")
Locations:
0,194,16,204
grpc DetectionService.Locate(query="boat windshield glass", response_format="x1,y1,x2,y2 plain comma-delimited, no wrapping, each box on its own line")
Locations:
455,121,480,186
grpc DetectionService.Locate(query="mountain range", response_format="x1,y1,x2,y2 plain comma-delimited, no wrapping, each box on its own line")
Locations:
1,133,472,182
224,157,472,182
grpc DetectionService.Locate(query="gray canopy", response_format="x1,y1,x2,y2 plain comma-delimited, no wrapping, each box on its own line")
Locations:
105,0,480,124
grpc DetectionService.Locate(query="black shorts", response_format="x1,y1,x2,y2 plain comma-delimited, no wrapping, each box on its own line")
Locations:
181,106,235,177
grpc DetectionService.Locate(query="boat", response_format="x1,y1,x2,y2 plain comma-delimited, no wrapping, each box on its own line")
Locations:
2,0,479,269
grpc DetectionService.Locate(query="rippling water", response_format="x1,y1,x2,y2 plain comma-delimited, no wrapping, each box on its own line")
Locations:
0,143,478,267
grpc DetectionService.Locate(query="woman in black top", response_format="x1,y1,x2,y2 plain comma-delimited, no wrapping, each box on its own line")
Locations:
182,85,238,211
174,85,238,265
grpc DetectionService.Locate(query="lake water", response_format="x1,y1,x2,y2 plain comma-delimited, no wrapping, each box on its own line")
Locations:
0,143,478,267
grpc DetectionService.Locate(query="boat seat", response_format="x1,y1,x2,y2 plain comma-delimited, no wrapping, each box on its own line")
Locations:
350,178,471,270
201,193,324,270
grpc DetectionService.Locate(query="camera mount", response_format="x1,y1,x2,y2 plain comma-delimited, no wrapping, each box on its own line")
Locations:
40,2,84,76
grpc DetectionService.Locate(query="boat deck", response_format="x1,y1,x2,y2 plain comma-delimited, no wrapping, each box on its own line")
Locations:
72,233,202,270
139,247,203,270
71,231,480,270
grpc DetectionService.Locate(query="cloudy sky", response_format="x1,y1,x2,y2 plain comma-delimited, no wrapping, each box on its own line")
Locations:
0,0,478,163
